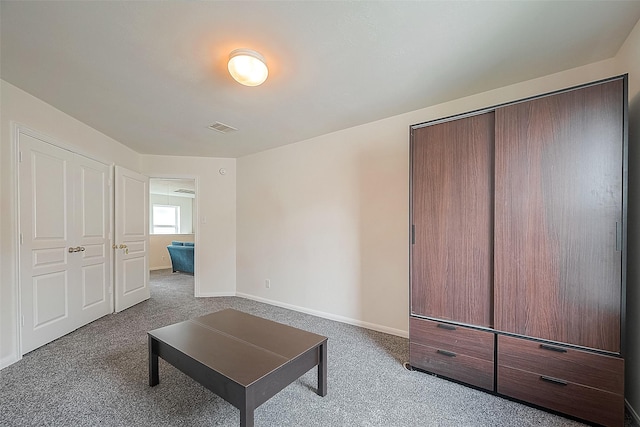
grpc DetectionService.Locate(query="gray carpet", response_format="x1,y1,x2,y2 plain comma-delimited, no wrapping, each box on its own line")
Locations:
0,269,634,426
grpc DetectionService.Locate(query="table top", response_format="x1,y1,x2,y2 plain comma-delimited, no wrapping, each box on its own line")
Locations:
148,309,327,387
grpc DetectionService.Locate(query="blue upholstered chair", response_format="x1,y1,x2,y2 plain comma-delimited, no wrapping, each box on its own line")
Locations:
166,241,194,274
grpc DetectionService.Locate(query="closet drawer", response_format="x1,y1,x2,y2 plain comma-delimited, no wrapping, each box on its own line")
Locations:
498,365,624,427
410,342,494,391
497,335,623,394
410,317,494,361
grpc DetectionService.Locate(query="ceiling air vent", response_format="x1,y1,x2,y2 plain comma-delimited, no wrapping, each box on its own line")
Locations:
174,189,195,195
208,122,238,134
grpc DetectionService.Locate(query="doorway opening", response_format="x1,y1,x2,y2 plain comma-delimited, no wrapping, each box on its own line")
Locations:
149,178,197,295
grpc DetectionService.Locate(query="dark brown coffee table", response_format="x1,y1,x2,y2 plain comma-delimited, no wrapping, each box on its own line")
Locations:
148,309,327,427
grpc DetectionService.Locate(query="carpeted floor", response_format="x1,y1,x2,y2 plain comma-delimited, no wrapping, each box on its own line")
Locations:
0,269,635,426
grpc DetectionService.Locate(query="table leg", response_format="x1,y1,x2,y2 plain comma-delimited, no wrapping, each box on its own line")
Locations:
240,404,254,427
149,335,159,386
317,341,327,397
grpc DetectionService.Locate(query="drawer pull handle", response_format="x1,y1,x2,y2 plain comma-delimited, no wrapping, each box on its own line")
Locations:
540,376,568,386
436,349,456,357
436,324,457,331
540,344,567,353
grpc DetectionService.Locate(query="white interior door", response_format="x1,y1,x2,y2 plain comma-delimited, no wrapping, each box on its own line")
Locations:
114,165,150,312
75,155,113,324
19,133,111,354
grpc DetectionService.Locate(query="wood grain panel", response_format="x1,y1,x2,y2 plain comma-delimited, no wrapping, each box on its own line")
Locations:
497,334,623,394
411,112,494,327
498,365,624,427
410,317,494,361
494,80,623,352
410,342,494,391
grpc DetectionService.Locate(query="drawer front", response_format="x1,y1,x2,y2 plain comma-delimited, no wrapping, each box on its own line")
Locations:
498,335,623,394
410,342,494,391
498,365,624,427
410,317,494,361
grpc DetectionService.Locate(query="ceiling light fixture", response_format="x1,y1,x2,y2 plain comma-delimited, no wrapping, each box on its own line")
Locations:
227,48,268,86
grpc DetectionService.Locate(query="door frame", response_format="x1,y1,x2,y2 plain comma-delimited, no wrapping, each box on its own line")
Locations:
13,123,115,359
148,174,199,296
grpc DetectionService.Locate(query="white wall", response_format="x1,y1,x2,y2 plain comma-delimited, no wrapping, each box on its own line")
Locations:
0,80,141,368
149,234,194,270
150,193,194,234
140,155,236,297
236,58,620,338
237,118,410,335
616,18,640,423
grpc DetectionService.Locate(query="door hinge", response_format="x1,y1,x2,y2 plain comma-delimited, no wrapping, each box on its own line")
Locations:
411,225,416,245
616,221,622,252
20,233,23,245
21,316,25,327
19,151,23,162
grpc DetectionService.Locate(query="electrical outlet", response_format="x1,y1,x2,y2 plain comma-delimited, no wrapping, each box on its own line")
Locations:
265,279,271,289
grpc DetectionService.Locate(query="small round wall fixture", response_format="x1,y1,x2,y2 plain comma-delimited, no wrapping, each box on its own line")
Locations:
227,48,268,86
219,168,227,175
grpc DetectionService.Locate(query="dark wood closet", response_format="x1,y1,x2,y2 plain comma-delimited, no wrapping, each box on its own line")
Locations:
409,76,627,427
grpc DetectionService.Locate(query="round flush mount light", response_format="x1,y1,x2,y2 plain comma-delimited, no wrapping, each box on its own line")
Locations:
227,48,268,86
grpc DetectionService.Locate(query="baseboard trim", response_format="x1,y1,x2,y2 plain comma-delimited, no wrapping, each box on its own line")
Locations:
0,353,20,370
197,291,236,298
236,292,408,338
627,399,640,425
150,266,172,271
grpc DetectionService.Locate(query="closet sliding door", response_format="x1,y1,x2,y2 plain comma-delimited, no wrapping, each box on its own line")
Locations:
494,80,624,353
411,112,494,327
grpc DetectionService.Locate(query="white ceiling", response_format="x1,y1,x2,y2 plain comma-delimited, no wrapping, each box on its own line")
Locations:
150,178,195,199
2,1,640,158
